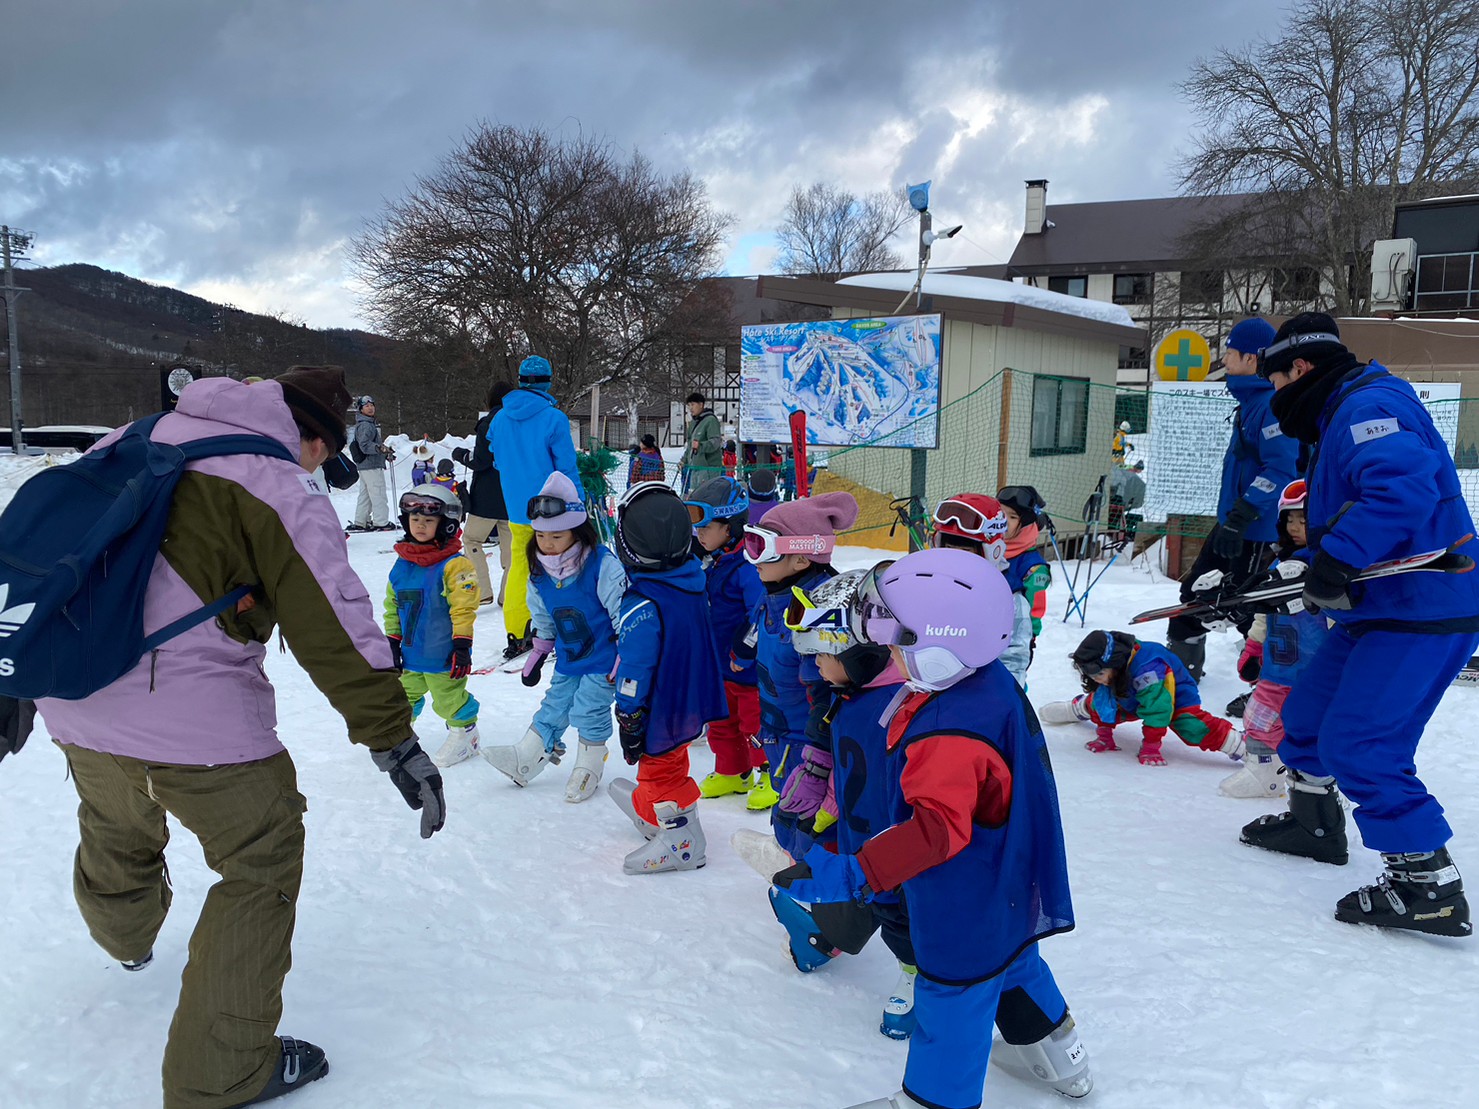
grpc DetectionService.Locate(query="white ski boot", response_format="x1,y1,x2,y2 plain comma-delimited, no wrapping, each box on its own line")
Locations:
1219,751,1285,799
730,828,794,880
1037,695,1090,726
482,727,558,786
608,778,658,838
880,963,917,1040
843,1091,928,1109
991,1012,1093,1098
622,801,706,875
564,740,607,803
431,724,480,768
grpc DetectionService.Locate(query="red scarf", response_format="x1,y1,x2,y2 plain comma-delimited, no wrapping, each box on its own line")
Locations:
1005,522,1040,559
393,536,464,566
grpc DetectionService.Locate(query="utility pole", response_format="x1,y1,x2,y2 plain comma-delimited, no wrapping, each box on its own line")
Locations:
2,225,31,454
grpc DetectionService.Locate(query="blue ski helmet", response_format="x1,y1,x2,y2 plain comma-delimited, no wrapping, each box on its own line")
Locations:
685,476,750,542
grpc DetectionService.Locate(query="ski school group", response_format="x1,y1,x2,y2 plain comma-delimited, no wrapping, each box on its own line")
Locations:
1,309,1475,1109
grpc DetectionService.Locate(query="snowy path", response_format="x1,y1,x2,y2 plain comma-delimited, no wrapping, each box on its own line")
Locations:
3,494,1479,1107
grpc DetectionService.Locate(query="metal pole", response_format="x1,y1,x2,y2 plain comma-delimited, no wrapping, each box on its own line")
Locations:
2,227,24,454
915,210,932,311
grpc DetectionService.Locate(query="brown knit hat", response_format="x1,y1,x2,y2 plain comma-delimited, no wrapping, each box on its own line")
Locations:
275,365,352,452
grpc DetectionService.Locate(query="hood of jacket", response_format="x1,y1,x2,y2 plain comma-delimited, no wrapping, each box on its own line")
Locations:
630,556,708,595
174,377,302,458
502,388,562,423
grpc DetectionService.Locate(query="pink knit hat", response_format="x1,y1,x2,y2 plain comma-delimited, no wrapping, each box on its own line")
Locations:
528,472,588,532
753,492,859,564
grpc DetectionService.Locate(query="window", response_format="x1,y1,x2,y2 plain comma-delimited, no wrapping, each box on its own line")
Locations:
1180,269,1223,304
1030,374,1090,456
1113,273,1152,304
1414,253,1478,312
1118,345,1149,370
1271,266,1320,306
1048,275,1088,298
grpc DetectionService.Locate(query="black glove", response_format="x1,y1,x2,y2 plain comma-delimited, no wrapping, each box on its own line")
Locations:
371,738,446,839
731,621,758,663
617,707,648,765
1238,645,1263,683
451,447,472,466
1302,553,1360,615
1213,499,1260,559
448,637,473,680
387,634,404,671
1,696,37,765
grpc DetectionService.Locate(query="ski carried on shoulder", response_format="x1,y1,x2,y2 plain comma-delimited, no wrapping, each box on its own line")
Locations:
1130,538,1475,625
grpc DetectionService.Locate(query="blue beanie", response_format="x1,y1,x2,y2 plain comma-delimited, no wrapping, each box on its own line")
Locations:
519,355,553,391
1225,317,1276,356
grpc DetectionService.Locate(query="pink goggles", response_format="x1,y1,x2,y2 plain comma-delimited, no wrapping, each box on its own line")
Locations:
742,525,836,564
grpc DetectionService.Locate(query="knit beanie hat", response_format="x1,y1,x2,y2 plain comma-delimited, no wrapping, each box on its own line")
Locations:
1260,312,1345,378
275,365,352,452
1225,317,1276,356
529,471,588,533
519,355,554,392
755,492,859,564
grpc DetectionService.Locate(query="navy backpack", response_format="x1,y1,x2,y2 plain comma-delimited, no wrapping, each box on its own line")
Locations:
0,412,297,700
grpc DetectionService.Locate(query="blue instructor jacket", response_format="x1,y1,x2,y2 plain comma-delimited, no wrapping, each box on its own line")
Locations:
1220,374,1300,542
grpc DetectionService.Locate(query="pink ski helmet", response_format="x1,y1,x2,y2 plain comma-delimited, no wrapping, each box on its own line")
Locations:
856,547,1015,689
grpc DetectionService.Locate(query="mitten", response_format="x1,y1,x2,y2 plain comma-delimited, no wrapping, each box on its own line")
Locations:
1085,724,1119,754
521,638,555,687
1237,639,1263,683
778,745,832,818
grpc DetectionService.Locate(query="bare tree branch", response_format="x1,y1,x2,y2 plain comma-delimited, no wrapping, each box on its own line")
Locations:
775,182,911,279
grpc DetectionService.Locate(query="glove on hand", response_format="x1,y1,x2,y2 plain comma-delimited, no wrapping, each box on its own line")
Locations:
1085,724,1119,754
1213,499,1259,558
778,745,833,818
450,446,472,466
773,845,872,905
386,635,404,671
617,707,647,765
448,637,473,680
1237,639,1263,682
1302,553,1359,615
1,696,37,765
521,638,555,687
371,738,446,839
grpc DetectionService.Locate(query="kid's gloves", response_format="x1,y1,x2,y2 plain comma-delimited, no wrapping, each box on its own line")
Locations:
1237,639,1263,682
521,638,555,687
773,844,872,905
371,738,446,839
448,637,474,680
386,634,403,671
617,707,647,764
1085,724,1119,753
778,745,833,818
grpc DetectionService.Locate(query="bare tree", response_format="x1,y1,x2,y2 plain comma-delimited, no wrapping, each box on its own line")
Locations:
1178,0,1479,314
775,182,912,279
351,123,732,402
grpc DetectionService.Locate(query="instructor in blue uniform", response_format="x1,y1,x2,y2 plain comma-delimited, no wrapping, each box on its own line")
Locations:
1240,313,1476,938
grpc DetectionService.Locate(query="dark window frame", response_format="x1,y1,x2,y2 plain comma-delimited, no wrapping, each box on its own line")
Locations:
1029,374,1090,457
1112,273,1152,304
1048,274,1089,298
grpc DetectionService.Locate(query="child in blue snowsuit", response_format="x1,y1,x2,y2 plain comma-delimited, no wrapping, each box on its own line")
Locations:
480,473,625,802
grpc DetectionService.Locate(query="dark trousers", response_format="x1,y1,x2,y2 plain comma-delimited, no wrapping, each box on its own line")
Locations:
1167,526,1271,643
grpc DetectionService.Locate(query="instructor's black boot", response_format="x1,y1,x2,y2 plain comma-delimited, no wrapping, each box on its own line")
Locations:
1240,770,1348,865
1226,691,1251,718
1167,637,1206,683
229,1037,329,1107
1335,848,1471,937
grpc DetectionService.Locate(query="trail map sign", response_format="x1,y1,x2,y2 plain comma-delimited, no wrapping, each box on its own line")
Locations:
739,315,942,449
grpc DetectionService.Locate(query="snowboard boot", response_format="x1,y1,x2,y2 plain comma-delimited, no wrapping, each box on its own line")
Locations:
767,886,839,972
880,964,917,1040
995,1012,1094,1099
1226,690,1252,718
607,778,658,839
482,727,555,787
227,1037,329,1107
1167,636,1206,682
120,951,153,972
730,828,794,878
746,769,780,811
622,801,706,875
1037,694,1091,726
1219,751,1285,799
1334,848,1471,937
1240,770,1348,865
842,1091,928,1109
698,770,752,798
431,724,480,768
563,740,607,803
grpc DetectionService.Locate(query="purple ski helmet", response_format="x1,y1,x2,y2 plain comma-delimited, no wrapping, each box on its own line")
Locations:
856,547,1014,689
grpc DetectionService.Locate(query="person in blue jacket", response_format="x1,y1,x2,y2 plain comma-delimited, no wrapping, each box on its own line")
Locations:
605,482,728,875
1166,317,1299,687
488,355,584,661
1240,312,1477,937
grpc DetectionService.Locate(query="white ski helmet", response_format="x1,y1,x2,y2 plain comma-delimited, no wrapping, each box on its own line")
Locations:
785,569,868,656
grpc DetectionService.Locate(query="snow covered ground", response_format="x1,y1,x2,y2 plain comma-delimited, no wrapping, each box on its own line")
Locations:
3,470,1479,1108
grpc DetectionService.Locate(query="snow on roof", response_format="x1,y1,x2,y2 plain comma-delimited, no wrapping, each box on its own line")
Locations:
836,271,1136,328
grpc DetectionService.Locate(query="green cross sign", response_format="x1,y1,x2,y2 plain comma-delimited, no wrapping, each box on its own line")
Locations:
1165,339,1204,379
1154,329,1212,382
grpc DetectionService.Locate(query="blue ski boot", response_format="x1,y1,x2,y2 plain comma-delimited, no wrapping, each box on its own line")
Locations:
880,964,917,1040
767,887,839,973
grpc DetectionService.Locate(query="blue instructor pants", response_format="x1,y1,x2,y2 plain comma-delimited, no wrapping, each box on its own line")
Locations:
903,944,1068,1109
1280,626,1478,853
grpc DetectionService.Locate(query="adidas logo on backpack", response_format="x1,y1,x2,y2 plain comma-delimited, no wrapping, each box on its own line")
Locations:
0,583,36,639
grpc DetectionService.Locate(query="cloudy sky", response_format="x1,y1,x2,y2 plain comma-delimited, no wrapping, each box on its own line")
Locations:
1,0,1290,330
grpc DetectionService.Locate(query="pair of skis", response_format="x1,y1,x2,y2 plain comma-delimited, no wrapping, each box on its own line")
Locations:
1129,539,1475,626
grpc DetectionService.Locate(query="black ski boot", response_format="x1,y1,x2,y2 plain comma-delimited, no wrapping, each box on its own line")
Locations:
1335,849,1471,937
1240,770,1348,865
1167,637,1206,683
228,1037,329,1106
1226,691,1251,718
120,951,153,972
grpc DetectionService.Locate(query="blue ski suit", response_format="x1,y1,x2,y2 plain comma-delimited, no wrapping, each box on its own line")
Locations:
1220,374,1300,542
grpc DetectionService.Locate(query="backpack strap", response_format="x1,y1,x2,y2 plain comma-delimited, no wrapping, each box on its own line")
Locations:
141,585,254,652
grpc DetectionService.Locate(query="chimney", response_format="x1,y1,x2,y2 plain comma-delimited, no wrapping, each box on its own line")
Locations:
1024,179,1049,235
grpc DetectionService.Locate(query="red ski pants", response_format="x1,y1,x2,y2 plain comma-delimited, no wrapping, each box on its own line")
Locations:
632,745,701,824
707,681,766,776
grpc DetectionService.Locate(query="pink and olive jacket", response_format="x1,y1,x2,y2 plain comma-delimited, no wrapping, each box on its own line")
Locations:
37,378,413,765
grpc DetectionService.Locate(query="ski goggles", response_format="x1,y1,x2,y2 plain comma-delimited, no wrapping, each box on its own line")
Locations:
685,499,747,529
855,561,917,647
1072,635,1118,678
742,525,835,565
1256,332,1342,379
933,497,1007,539
783,591,856,655
399,491,451,517
528,494,586,521
1278,479,1308,513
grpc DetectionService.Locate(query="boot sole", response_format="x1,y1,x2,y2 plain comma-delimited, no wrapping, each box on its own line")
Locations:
1335,901,1471,936
1240,835,1348,866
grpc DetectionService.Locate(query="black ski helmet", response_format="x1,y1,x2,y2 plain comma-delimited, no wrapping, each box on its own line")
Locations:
996,485,1046,527
686,476,750,543
615,482,693,572
747,468,778,500
399,485,463,544
1072,629,1135,678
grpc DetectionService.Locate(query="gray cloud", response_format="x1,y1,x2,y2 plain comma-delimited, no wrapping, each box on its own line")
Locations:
0,0,1289,327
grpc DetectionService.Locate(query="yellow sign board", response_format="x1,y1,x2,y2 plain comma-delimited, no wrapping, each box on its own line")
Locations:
1154,329,1213,382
